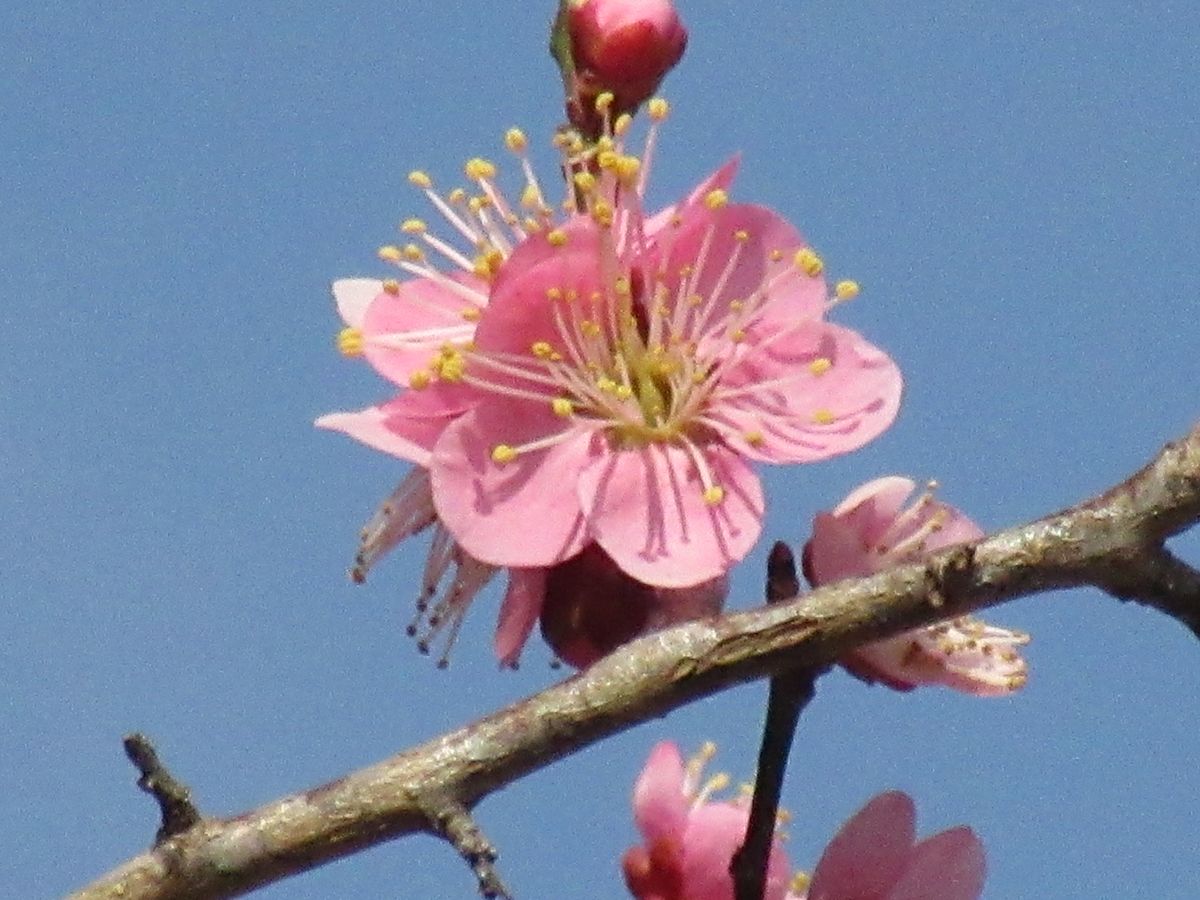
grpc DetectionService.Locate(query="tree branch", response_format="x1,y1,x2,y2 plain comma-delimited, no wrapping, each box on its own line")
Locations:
70,423,1200,900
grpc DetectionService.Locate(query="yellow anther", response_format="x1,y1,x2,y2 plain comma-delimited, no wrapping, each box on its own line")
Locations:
704,189,729,210
581,320,601,337
377,245,403,263
400,218,426,234
769,248,784,262
744,430,764,446
472,255,492,278
448,187,467,204
504,127,528,152
402,244,424,262
594,91,614,113
434,347,466,382
408,170,432,189
552,397,574,417
531,340,556,359
729,327,746,342
596,149,619,171
546,287,563,301
408,370,432,390
614,112,633,136
703,486,725,505
547,228,568,247
789,873,811,894
648,97,669,120
592,200,613,227
382,279,400,295
808,357,833,376
573,171,598,193
464,157,497,180
615,384,633,399
795,248,824,277
835,279,860,300
337,327,364,357
523,216,543,232
461,307,482,322
730,300,744,311
614,276,631,297
491,444,518,464
616,155,641,184
520,185,542,210
812,408,836,425
688,293,702,306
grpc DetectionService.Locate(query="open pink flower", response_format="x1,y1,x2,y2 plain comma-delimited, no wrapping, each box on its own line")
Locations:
623,741,792,900
792,792,986,900
803,477,1030,695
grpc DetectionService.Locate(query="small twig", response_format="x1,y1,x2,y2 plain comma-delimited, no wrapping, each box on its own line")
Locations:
732,544,821,900
1096,546,1200,639
122,734,201,844
422,795,511,900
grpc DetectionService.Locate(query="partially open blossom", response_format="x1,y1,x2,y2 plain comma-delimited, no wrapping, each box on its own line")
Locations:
793,791,986,900
623,741,792,900
623,744,985,900
320,99,901,665
803,477,1030,695
562,0,688,128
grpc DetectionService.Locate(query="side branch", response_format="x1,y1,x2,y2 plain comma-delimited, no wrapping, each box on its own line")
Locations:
72,424,1200,900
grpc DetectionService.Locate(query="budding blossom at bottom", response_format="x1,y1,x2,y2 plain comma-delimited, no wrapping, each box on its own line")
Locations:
623,741,986,900
803,477,1031,694
319,98,902,667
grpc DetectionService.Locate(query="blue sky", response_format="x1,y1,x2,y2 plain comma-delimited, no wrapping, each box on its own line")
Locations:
3,2,1198,897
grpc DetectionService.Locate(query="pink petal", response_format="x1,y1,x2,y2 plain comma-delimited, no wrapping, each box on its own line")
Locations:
332,278,383,327
642,156,740,243
888,827,986,900
681,803,792,900
493,567,547,668
429,404,591,568
808,791,916,900
805,477,917,585
717,323,903,464
361,275,482,386
579,442,764,587
632,742,690,843
316,387,468,465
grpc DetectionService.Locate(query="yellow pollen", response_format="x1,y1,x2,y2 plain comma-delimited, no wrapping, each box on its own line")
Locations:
594,91,614,113
491,444,518,464
648,97,669,120
400,218,426,234
403,244,424,262
616,155,641,183
546,287,563,301
812,409,836,425
704,189,729,210
795,248,824,277
582,321,602,338
730,327,746,342
614,276,631,297
597,149,619,171
552,397,574,417
382,279,400,295
614,112,633,136
464,157,497,180
520,184,541,209
461,307,481,322
592,200,614,227
836,279,861,300
408,370,432,390
744,430,764,446
504,127,527,152
808,357,833,376
448,187,467,204
377,245,403,263
408,170,432,189
566,288,578,301
573,171,598,193
547,229,568,247
435,347,466,382
790,872,811,894
688,293,702,307
734,229,749,242
337,327,363,357
704,486,726,506
615,384,633,399
531,340,557,359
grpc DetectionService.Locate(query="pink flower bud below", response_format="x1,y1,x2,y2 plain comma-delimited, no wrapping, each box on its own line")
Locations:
568,0,688,107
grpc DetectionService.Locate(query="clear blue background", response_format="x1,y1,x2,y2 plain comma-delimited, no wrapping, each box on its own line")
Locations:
3,2,1198,897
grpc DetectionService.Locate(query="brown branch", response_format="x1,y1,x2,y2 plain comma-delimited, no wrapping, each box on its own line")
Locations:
420,795,511,900
123,734,202,845
70,423,1200,900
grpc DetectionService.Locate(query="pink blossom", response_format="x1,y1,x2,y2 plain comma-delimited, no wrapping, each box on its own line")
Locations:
803,477,1030,695
792,792,986,900
623,741,792,900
